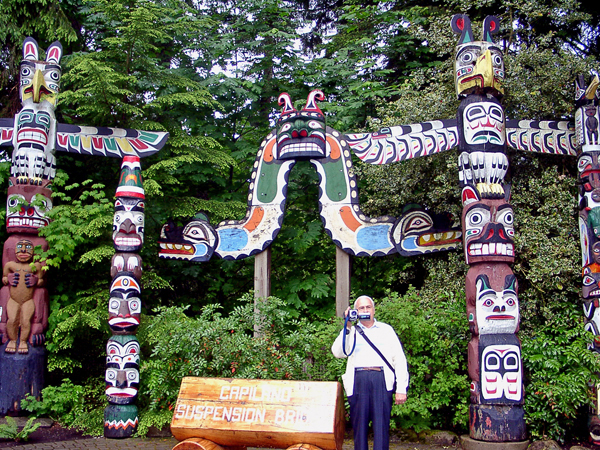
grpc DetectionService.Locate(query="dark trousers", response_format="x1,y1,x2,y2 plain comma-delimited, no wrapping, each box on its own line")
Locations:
348,370,393,450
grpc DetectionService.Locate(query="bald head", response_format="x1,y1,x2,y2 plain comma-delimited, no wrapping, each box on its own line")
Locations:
354,295,374,309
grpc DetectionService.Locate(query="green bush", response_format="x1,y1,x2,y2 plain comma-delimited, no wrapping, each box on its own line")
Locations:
21,378,105,436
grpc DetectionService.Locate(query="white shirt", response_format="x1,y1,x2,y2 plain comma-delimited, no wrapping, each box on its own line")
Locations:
331,319,409,396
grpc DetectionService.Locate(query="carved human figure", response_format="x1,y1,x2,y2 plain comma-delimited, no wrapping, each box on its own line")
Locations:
2,239,44,353
105,335,140,405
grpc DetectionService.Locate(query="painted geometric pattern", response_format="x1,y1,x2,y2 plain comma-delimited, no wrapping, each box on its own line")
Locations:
0,118,168,159
506,119,576,156
346,120,459,165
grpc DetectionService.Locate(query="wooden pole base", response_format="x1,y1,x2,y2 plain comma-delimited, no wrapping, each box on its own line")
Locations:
0,343,45,414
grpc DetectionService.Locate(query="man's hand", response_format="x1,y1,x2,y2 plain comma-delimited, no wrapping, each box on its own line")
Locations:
344,307,352,329
395,393,407,405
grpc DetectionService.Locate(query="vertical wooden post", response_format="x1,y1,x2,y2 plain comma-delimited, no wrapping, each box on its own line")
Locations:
336,247,351,317
254,247,271,335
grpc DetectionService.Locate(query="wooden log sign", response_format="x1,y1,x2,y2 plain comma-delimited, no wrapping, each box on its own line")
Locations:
171,377,345,450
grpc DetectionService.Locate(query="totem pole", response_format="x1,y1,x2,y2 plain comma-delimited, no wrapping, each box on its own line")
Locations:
574,73,600,442
0,37,167,428
104,158,144,438
158,91,462,309
450,15,527,443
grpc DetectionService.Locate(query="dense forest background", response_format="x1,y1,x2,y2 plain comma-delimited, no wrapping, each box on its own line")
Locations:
2,0,600,443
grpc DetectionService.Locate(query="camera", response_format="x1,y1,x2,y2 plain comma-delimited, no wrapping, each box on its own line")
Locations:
348,309,370,321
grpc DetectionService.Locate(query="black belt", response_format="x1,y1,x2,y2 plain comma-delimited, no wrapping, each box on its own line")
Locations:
356,367,383,371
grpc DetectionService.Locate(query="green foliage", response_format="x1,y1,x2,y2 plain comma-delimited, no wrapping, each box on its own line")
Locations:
523,320,600,442
0,416,41,442
21,379,104,436
136,294,321,434
376,289,470,432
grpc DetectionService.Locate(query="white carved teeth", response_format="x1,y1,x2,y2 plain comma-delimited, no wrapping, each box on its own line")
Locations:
159,243,193,251
468,242,514,256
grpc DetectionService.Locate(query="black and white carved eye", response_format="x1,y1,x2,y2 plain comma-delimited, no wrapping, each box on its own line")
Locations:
491,53,503,67
308,120,323,129
466,105,486,121
21,67,32,78
280,123,292,133
460,50,477,64
485,354,500,370
579,155,592,173
503,352,519,370
127,370,138,381
497,208,513,226
467,209,489,227
482,298,494,307
488,105,504,122
106,369,117,381
47,70,60,82
506,298,516,307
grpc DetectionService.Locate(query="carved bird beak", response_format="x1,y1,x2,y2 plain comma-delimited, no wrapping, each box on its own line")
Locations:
32,69,56,105
586,75,600,100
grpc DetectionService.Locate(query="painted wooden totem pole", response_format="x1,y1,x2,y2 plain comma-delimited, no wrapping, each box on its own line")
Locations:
574,73,600,442
104,156,144,438
158,91,462,295
0,37,167,426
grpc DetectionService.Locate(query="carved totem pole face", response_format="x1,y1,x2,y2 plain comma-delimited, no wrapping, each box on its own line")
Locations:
466,265,519,335
12,38,62,184
462,186,515,264
105,335,140,404
108,274,141,334
112,198,145,252
480,338,522,403
6,180,52,234
275,90,327,160
451,15,504,99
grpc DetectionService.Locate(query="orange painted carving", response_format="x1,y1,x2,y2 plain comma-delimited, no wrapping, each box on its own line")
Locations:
244,207,264,232
263,139,275,162
340,206,361,232
327,136,340,160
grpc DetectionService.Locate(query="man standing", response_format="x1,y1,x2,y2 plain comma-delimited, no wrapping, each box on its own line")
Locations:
331,295,409,450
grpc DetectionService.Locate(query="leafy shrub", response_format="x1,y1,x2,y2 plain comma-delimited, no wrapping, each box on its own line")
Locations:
136,293,326,435
21,378,105,436
375,288,470,433
0,417,40,441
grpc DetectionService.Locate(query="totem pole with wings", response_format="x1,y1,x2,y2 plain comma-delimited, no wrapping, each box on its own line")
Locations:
0,38,168,437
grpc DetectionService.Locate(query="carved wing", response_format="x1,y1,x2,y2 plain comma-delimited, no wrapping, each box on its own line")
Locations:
0,118,14,146
56,124,168,158
506,119,577,156
346,119,459,164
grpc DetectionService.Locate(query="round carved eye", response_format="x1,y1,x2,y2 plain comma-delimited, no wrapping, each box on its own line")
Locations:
127,370,138,381
48,70,60,81
129,300,141,313
109,299,120,311
114,214,121,223
21,67,31,77
483,299,493,307
106,369,117,381
460,51,476,64
135,215,144,223
468,212,483,226
492,54,503,67
506,298,516,307
7,197,19,208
